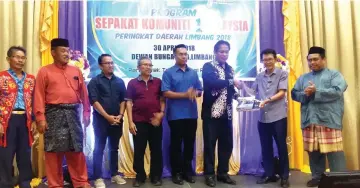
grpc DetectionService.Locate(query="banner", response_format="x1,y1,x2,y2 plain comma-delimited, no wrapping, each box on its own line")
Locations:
86,0,259,80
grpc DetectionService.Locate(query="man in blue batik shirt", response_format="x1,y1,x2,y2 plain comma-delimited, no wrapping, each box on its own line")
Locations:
201,40,241,187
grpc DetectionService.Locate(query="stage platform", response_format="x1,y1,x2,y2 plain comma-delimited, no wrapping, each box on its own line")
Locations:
37,170,310,188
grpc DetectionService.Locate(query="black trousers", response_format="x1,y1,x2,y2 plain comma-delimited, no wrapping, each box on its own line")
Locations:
168,119,197,176
258,118,289,179
133,122,163,181
93,118,122,179
203,118,233,176
0,114,33,188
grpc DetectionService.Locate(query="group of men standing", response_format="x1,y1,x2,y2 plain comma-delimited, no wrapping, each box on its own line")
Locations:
0,39,93,188
0,37,347,188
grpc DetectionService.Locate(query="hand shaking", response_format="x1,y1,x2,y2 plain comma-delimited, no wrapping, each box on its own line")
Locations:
234,79,243,89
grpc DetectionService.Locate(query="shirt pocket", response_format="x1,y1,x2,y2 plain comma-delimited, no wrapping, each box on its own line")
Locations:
316,108,341,127
315,109,330,123
321,80,332,89
98,83,110,97
113,85,124,101
189,73,199,86
69,76,80,91
172,73,184,90
63,73,80,92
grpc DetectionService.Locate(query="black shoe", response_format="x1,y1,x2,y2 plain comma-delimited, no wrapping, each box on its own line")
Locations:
256,176,279,184
172,173,184,185
205,176,216,187
306,179,320,187
217,175,236,185
281,179,290,188
151,179,162,186
183,175,196,183
132,180,144,187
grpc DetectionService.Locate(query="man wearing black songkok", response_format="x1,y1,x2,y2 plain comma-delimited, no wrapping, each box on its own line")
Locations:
34,38,91,188
292,46,348,187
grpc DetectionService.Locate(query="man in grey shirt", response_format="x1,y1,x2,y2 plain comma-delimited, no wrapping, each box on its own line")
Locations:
241,49,289,188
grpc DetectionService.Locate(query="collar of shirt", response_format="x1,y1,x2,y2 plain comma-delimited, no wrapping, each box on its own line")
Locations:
100,72,115,80
175,64,190,72
137,75,153,81
213,60,228,69
263,67,280,77
53,62,68,70
312,68,326,75
8,68,26,81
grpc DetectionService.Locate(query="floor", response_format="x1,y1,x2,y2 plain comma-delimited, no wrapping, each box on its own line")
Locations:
37,171,310,188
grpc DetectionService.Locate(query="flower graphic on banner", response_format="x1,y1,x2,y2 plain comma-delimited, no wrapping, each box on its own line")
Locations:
69,50,90,79
276,54,290,73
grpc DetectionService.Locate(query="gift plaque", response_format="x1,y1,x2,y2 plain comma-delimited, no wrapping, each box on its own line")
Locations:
236,96,261,112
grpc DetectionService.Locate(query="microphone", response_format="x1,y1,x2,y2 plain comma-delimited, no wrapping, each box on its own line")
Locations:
73,76,79,80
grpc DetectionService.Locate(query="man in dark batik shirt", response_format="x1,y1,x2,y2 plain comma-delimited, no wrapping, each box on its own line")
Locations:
201,40,241,187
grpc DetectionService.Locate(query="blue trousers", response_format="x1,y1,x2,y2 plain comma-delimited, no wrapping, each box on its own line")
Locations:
92,118,122,179
258,118,289,179
0,114,33,188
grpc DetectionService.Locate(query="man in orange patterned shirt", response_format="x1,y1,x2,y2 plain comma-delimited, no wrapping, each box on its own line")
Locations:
0,46,36,188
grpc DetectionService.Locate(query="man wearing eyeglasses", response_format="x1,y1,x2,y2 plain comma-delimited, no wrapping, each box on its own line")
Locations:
87,54,127,188
292,47,347,187
0,46,35,188
240,49,289,188
126,57,165,187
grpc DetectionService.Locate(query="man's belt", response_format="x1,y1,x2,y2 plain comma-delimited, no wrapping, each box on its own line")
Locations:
12,110,26,115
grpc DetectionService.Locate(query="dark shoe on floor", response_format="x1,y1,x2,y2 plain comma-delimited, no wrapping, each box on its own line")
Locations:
183,175,196,183
306,179,320,187
132,180,144,187
280,179,290,188
151,179,162,186
205,176,216,187
256,176,279,184
217,175,236,185
172,173,184,185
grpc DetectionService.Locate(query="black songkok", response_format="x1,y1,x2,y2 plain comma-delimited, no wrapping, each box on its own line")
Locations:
51,38,69,48
308,46,325,55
